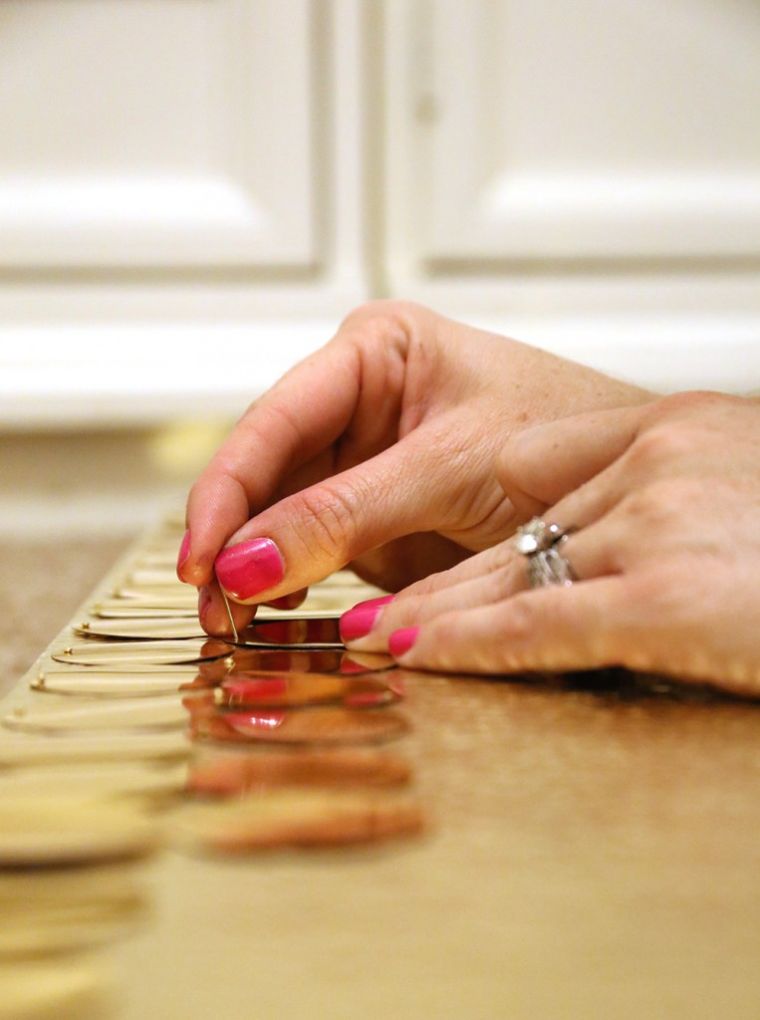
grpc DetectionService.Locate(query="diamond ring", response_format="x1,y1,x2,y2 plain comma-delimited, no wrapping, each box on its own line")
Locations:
514,517,576,588
526,537,576,588
513,517,568,555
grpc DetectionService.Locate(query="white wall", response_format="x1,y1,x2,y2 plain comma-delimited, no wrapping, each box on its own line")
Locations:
0,0,758,428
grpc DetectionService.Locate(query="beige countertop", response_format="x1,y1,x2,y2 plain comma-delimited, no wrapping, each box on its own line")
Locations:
2,532,760,1019
0,537,131,699
107,675,760,1020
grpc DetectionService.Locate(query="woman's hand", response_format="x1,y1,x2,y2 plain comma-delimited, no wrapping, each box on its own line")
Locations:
344,392,760,697
180,301,647,635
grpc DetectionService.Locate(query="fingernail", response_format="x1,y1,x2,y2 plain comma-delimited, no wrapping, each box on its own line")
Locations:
219,677,289,705
389,627,419,658
226,711,286,735
215,538,285,601
339,595,395,643
176,530,191,581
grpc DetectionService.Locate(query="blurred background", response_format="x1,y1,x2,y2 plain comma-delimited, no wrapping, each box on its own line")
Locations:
0,0,759,681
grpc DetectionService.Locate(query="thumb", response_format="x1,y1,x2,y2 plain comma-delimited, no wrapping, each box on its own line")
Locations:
212,435,450,604
497,404,648,510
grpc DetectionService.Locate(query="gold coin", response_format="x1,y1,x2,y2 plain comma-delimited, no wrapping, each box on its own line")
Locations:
74,618,206,640
51,638,232,666
3,696,186,735
32,670,195,697
108,588,198,606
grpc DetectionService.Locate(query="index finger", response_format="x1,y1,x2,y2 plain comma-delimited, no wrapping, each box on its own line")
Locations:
180,339,363,587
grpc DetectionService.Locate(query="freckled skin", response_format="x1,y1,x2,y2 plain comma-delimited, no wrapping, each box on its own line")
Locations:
182,301,649,634
360,393,760,698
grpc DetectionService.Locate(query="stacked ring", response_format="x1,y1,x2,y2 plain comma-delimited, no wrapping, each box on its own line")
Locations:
514,518,576,589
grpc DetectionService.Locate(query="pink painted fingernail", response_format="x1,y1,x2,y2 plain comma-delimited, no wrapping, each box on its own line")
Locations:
226,711,286,735
176,530,191,581
215,538,285,600
389,627,419,658
339,595,395,643
220,677,289,705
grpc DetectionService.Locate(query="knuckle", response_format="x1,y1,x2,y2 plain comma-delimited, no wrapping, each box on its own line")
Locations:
494,434,548,520
498,595,537,645
618,477,700,531
627,565,680,608
248,400,303,446
495,435,523,491
188,465,232,511
642,389,735,431
653,389,726,417
618,484,672,527
289,481,363,563
489,542,522,576
626,425,693,470
616,569,656,612
339,300,426,344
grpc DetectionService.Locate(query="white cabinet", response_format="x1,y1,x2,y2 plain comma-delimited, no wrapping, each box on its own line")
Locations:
397,0,760,262
0,0,368,426
0,0,758,423
0,0,318,268
384,0,760,390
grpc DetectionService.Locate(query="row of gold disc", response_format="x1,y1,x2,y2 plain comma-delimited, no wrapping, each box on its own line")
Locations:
0,513,423,1015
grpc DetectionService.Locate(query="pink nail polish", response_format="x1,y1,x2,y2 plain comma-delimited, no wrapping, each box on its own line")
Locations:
226,711,286,735
389,627,419,658
220,677,289,705
339,595,395,643
176,530,191,580
215,538,285,600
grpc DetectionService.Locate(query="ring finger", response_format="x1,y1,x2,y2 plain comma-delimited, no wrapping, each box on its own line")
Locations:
344,516,622,652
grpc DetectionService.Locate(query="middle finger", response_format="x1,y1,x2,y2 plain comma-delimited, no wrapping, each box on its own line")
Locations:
344,518,619,652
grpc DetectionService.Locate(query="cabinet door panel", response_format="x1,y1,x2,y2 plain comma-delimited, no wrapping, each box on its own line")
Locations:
0,0,317,267
417,0,760,261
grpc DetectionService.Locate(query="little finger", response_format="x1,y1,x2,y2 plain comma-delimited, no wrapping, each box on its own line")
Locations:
387,577,632,675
